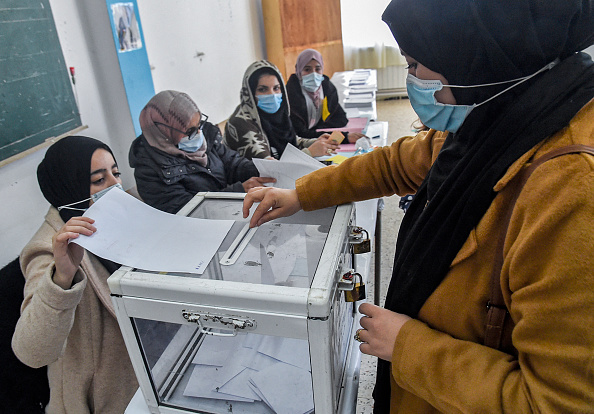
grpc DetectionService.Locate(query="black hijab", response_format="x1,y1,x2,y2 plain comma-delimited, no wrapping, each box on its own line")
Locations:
37,136,120,273
374,1,594,412
249,67,297,158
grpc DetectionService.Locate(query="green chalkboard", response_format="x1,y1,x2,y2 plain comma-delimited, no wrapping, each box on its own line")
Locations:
0,0,82,163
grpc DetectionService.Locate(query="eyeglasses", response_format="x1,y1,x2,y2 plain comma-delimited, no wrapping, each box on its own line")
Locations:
155,113,208,140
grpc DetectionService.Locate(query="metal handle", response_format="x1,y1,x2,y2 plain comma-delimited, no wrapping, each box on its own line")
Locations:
182,310,257,336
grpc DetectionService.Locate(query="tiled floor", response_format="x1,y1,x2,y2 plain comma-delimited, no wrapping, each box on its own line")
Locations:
355,97,418,414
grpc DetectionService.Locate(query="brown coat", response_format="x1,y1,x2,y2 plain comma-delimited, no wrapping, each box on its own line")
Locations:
297,99,594,413
12,207,138,414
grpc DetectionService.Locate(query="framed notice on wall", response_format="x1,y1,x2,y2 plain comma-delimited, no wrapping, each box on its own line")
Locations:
106,0,155,136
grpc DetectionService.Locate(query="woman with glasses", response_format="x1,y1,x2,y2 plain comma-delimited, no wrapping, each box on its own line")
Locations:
129,90,275,213
224,60,339,160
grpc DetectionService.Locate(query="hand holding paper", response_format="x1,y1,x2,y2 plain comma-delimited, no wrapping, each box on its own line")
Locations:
71,189,233,274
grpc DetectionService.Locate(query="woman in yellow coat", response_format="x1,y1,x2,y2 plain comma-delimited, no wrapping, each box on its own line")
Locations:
243,0,594,412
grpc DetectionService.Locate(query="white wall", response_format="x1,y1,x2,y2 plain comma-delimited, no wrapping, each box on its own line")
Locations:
0,0,265,267
138,0,266,123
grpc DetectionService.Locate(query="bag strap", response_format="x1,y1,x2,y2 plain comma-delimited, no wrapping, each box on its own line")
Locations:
484,144,594,350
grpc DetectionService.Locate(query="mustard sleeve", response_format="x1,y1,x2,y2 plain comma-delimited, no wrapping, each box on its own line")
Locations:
296,129,446,211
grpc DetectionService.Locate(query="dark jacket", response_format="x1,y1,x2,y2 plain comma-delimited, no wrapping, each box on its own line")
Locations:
286,74,349,139
129,122,259,213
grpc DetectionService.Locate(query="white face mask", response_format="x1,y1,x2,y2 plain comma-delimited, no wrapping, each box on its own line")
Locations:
58,183,124,212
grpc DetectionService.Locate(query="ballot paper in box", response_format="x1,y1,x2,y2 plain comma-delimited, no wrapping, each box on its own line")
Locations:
108,192,368,414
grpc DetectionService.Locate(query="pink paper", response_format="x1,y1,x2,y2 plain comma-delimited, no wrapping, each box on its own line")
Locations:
317,117,369,134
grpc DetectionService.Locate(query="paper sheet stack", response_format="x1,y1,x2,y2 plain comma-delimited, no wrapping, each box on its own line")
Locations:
184,333,314,414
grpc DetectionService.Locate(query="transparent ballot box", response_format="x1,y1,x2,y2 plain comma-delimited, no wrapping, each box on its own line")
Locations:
108,193,366,414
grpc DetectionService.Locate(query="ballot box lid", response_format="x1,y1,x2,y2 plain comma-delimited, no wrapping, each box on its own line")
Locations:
108,192,353,318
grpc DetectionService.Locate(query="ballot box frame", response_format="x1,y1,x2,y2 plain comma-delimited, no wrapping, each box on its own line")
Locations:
109,192,360,414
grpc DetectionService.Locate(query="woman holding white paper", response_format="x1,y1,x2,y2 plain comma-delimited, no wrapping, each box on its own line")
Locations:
12,136,138,413
224,60,339,160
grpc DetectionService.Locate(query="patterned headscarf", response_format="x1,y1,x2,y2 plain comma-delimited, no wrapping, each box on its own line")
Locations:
224,60,297,159
139,90,208,166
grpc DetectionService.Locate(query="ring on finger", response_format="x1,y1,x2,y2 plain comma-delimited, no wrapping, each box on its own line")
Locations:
327,148,333,155
354,328,364,343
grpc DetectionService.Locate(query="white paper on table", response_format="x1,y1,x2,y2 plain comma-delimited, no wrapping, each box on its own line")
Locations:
252,144,324,190
249,363,314,414
72,189,233,274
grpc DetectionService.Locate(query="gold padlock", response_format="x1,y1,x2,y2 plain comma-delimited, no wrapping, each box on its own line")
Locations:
350,227,371,254
345,272,366,302
352,239,371,254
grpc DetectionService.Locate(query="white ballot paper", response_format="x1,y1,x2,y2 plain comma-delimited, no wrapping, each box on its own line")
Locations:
71,189,233,274
252,144,325,189
184,332,313,413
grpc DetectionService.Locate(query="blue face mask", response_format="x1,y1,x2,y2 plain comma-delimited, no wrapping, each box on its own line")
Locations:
257,93,283,114
301,72,324,92
406,60,558,133
406,75,474,133
58,183,124,212
178,130,205,153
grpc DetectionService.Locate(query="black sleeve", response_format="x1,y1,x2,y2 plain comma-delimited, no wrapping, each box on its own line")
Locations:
209,125,259,184
319,79,349,129
134,164,194,214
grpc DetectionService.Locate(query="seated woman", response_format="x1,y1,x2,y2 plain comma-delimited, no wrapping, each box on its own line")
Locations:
224,60,339,160
12,136,138,413
286,48,365,144
130,90,274,213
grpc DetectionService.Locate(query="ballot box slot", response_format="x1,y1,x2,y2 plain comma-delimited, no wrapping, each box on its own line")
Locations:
219,224,258,266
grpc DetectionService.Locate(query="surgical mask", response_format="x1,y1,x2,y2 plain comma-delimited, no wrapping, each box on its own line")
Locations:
406,60,558,133
257,93,283,114
178,130,205,153
58,183,124,212
301,72,323,92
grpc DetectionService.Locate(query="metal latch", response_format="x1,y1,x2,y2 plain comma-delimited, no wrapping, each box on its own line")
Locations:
349,226,371,254
182,310,257,336
338,270,367,302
